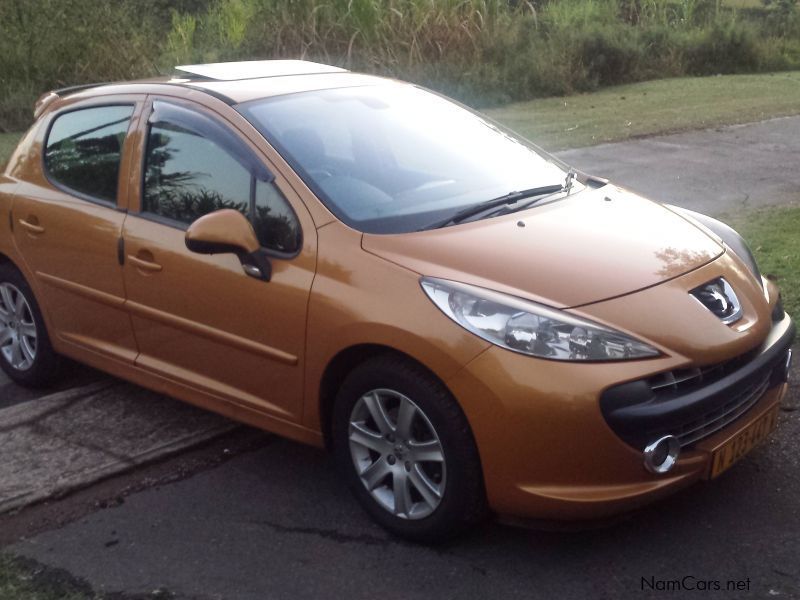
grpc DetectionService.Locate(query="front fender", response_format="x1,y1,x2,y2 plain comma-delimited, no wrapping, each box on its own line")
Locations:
301,222,489,430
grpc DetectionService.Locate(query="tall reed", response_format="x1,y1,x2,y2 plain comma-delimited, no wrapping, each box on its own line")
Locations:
1,0,798,131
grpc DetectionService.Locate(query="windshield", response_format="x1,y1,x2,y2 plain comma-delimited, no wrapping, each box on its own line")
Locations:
238,84,571,234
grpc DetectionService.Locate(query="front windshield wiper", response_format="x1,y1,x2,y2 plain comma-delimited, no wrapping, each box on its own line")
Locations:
494,169,580,218
420,183,566,231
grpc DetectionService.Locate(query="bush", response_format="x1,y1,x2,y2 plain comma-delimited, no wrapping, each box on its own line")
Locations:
1,0,800,131
574,26,643,88
684,22,761,75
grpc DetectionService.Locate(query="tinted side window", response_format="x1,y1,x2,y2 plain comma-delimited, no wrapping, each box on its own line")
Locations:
45,105,134,203
144,121,301,254
144,123,251,222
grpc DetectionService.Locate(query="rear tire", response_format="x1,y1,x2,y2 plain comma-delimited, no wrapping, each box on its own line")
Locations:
332,354,486,543
0,264,60,388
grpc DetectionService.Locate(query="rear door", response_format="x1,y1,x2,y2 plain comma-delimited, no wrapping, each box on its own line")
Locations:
11,98,142,362
121,97,317,422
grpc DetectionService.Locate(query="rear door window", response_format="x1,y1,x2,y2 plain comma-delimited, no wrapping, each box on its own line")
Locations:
44,105,134,204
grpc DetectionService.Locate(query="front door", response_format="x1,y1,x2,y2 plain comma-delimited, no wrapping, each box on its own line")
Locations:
11,100,142,362
122,98,316,421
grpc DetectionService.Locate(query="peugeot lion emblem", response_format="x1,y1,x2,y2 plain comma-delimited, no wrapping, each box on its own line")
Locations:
690,278,743,325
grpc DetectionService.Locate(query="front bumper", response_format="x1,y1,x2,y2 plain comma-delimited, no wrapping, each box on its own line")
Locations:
601,315,795,450
445,313,794,521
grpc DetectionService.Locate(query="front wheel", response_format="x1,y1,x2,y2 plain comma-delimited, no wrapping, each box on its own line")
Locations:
332,355,486,543
0,264,60,387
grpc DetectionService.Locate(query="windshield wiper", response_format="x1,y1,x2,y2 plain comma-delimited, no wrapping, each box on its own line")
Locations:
420,183,565,231
494,169,580,218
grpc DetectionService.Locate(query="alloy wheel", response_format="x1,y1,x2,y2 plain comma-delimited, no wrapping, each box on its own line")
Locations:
0,282,38,371
348,388,446,520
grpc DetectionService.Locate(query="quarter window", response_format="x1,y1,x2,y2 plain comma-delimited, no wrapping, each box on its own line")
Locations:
143,117,301,254
44,105,134,203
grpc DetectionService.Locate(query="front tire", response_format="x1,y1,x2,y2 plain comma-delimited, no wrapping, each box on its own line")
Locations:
0,264,60,387
332,355,486,543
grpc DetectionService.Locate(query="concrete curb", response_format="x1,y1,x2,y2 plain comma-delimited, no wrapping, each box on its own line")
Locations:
0,380,237,515
0,380,117,429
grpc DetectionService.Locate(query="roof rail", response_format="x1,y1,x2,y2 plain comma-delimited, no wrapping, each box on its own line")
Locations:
53,82,109,96
33,82,108,119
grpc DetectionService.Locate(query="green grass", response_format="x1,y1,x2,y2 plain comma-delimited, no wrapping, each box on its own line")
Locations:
4,0,800,131
724,205,800,318
0,132,20,167
0,553,179,599
485,71,800,151
725,0,766,6
0,555,94,600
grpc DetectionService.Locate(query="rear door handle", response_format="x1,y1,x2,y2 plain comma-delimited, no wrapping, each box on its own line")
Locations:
18,218,45,234
128,254,163,273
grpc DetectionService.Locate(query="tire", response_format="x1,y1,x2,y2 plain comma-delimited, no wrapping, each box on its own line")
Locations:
0,263,60,387
332,354,486,543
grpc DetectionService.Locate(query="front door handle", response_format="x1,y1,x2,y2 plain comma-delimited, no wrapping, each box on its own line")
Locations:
128,254,163,273
18,218,45,234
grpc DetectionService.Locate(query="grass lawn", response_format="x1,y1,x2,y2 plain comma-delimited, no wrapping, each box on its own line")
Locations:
725,0,766,6
724,205,800,319
0,555,94,600
484,71,800,151
0,132,21,166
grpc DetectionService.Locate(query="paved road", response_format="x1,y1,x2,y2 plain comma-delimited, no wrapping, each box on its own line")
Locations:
4,117,800,599
558,115,800,216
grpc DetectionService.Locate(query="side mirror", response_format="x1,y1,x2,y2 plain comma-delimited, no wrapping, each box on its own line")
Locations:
185,209,272,281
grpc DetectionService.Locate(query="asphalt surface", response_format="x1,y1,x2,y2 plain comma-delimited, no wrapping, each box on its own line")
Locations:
557,115,800,216
3,116,800,599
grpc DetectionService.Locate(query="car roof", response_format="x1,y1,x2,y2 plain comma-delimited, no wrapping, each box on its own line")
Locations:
38,60,396,115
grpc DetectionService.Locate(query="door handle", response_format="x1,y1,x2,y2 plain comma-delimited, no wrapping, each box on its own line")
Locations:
128,254,163,273
18,218,45,234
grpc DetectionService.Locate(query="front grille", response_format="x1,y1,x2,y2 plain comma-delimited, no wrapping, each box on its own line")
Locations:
644,371,770,447
599,319,795,452
646,349,759,398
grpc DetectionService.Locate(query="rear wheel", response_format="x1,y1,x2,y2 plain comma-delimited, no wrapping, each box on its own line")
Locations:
332,355,486,543
0,264,59,387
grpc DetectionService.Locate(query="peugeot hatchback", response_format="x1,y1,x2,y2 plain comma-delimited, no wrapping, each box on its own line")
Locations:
0,60,793,542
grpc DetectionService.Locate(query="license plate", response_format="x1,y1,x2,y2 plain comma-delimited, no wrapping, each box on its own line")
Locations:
710,404,780,478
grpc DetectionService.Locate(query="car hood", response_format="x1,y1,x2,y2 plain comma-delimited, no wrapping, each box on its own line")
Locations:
361,186,724,308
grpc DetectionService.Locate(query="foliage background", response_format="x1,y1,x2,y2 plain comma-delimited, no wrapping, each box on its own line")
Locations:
1,0,799,131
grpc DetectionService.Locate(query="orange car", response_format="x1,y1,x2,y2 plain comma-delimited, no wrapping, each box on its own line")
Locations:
0,60,793,542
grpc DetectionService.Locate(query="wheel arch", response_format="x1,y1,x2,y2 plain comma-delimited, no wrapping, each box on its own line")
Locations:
0,251,25,274
318,343,457,449
0,250,58,347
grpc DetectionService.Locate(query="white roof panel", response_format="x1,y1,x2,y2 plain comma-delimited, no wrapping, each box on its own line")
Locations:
174,60,347,81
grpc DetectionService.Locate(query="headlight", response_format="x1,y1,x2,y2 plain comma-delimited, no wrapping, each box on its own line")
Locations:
668,205,762,287
420,278,660,361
